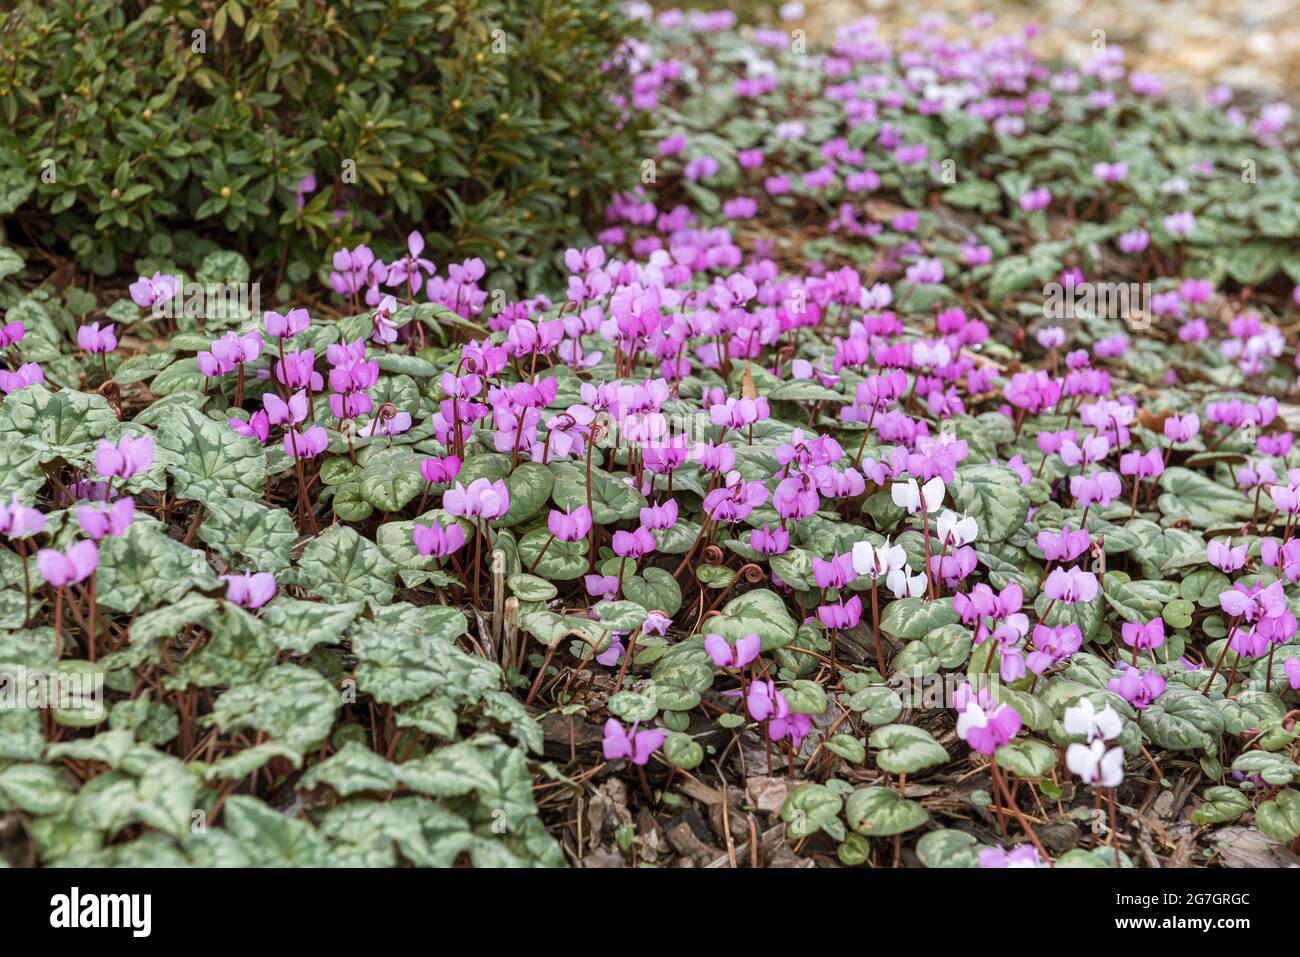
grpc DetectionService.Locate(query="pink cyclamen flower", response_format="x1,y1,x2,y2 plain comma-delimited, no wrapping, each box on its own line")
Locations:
1119,448,1164,480
979,846,1049,868
1092,161,1128,183
1164,211,1195,236
264,390,309,426
1043,565,1099,603
0,362,44,394
611,526,656,558
1118,229,1150,254
1026,623,1082,675
956,703,1022,755
547,505,592,542
1019,187,1051,211
76,497,135,540
1285,657,1300,690
1107,667,1165,709
76,322,117,354
769,708,812,747
1163,413,1199,443
750,524,790,555
1120,617,1165,652
1070,470,1121,507
420,455,462,485
704,633,761,670
283,425,329,459
444,478,510,521
811,551,855,589
229,411,270,443
817,595,863,630
358,411,412,438
264,308,311,339
0,494,46,538
602,719,664,765
1037,523,1090,562
412,519,466,557
96,434,154,480
221,571,277,609
639,499,678,530
746,679,786,722
584,574,618,598
1206,538,1247,573
128,271,177,308
1,321,26,350
37,541,98,587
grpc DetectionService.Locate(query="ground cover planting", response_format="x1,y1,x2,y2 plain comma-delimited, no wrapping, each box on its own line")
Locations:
1,2,1299,870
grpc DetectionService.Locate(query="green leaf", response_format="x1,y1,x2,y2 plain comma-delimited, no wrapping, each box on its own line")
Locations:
551,463,646,524
951,464,1030,543
825,734,866,763
621,566,683,616
1231,750,1299,786
710,588,798,651
257,599,361,655
1190,786,1250,825
299,741,399,796
1157,467,1252,528
297,526,398,604
206,664,339,755
869,724,948,775
516,526,587,581
780,783,844,839
498,462,554,526
595,600,647,633
844,685,903,724
351,613,485,708
356,446,426,512
96,518,221,613
0,764,76,815
1102,574,1179,623
845,786,928,836
891,623,971,675
879,597,961,641
222,794,331,866
662,731,704,770
1256,789,1300,843
198,497,298,571
156,404,266,501
994,740,1056,777
916,828,984,868
506,573,558,602
784,679,828,715
1140,687,1225,752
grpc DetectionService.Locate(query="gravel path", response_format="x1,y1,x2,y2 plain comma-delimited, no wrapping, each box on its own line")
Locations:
802,0,1300,95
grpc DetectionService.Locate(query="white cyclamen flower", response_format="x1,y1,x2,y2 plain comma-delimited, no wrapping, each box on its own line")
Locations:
891,476,945,515
1063,697,1122,742
886,564,927,599
851,538,906,578
1066,739,1125,787
936,509,978,547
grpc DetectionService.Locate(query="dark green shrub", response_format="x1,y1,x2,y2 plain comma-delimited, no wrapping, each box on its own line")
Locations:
0,0,646,292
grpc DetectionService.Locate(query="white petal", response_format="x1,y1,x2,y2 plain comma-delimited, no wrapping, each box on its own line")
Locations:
956,704,986,739
1096,705,1123,742
851,541,876,577
1065,741,1097,782
891,480,918,512
1099,746,1125,787
956,515,979,544
921,476,946,512
1062,699,1095,738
